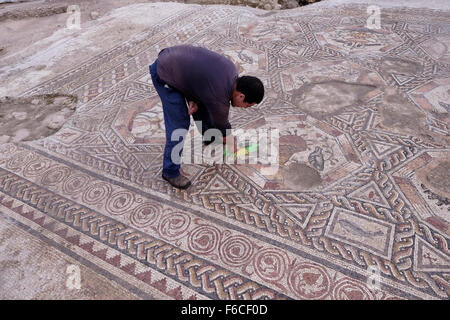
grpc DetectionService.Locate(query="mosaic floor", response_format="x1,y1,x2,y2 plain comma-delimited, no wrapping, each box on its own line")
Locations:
1,3,449,299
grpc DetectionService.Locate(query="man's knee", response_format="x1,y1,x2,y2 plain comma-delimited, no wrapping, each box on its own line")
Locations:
166,127,189,145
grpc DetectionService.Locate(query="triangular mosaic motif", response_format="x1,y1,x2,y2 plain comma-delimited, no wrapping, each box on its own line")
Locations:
348,181,391,208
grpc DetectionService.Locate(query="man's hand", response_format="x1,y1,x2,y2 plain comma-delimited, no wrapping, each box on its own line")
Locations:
188,101,198,115
223,133,237,154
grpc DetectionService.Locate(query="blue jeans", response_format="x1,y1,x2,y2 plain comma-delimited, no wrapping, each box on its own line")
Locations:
150,60,190,178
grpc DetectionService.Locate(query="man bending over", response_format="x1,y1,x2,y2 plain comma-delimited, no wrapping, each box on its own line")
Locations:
149,45,264,189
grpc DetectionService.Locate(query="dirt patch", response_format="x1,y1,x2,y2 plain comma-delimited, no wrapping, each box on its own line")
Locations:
379,56,423,76
0,94,77,143
379,87,450,146
380,89,425,128
0,3,68,22
291,80,377,119
281,161,322,190
423,161,450,196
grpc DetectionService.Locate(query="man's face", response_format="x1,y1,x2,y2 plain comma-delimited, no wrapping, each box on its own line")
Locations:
231,90,256,109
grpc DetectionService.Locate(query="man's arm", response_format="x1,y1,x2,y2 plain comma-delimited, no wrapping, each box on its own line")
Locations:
223,132,237,154
212,104,236,153
206,99,231,133
201,99,236,152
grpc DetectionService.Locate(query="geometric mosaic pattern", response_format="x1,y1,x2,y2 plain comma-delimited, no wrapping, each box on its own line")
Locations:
1,4,449,299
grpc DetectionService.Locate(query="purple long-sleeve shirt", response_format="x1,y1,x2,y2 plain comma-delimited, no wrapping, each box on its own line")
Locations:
156,45,238,136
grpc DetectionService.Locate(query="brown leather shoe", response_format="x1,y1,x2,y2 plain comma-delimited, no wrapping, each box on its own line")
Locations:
162,174,191,189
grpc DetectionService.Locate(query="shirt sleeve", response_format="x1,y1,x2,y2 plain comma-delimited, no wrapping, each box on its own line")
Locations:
205,99,232,138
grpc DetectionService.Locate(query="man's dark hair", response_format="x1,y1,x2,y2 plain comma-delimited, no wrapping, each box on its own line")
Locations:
236,76,264,104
